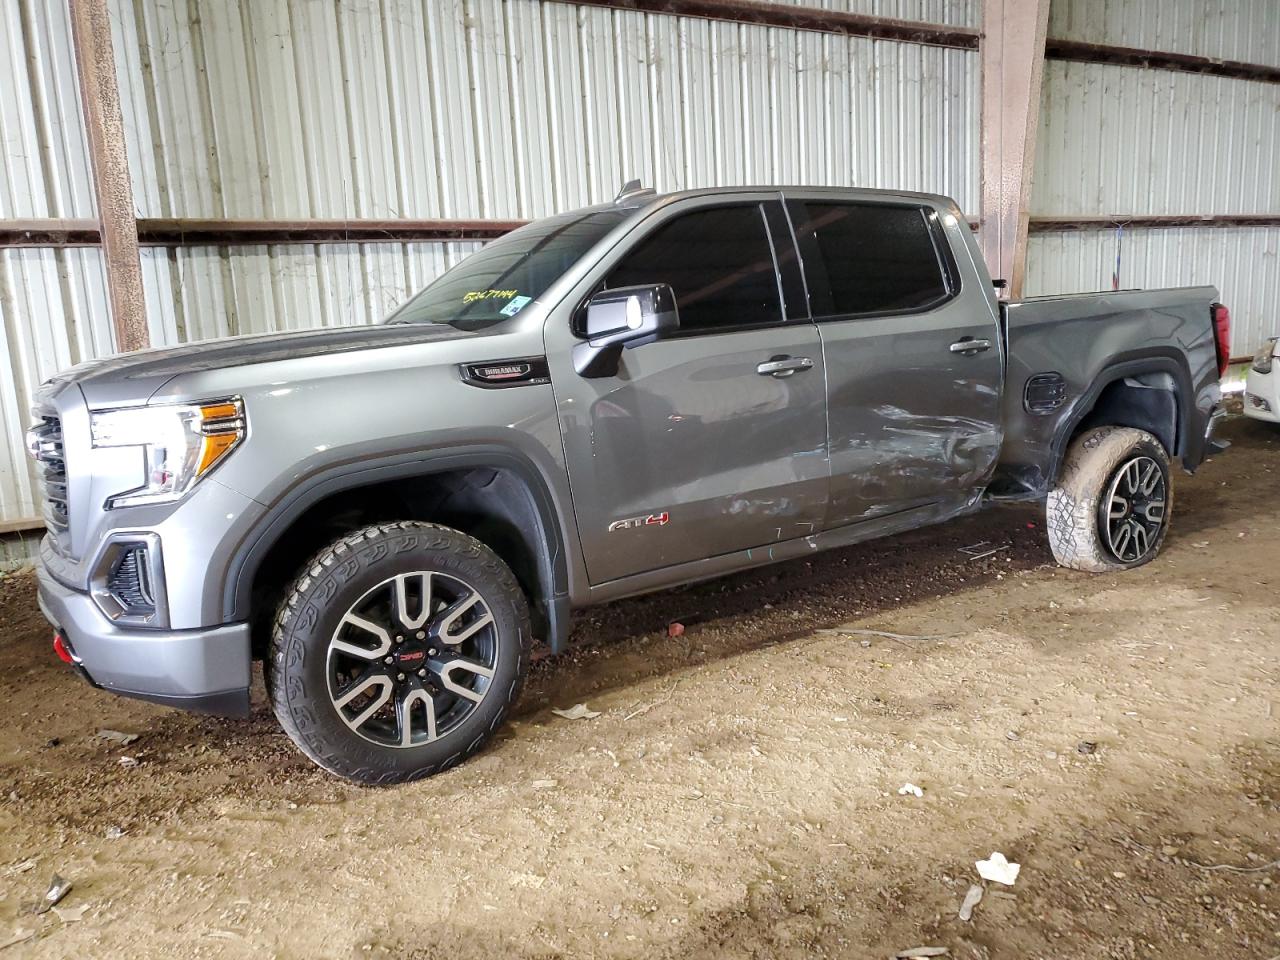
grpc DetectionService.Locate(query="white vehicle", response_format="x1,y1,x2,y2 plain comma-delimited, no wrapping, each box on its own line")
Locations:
1245,337,1280,423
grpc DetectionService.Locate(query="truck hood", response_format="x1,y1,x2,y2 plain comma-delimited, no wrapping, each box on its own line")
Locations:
44,323,482,407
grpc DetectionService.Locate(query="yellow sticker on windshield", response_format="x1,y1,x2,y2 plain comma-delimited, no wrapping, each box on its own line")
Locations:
463,288,519,305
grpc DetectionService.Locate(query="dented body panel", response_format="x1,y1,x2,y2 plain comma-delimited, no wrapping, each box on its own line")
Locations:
993,287,1222,497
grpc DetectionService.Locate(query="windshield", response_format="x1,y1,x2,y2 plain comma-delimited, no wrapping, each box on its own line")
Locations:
386,207,632,330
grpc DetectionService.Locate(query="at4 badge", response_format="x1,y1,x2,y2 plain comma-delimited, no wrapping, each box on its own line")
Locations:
607,511,670,532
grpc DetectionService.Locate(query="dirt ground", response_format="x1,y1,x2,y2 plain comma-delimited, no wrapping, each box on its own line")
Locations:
0,417,1276,960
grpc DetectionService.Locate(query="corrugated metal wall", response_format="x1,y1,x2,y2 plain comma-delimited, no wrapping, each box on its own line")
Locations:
1048,0,1280,68
115,0,979,221
1026,225,1280,335
1,0,981,527
1025,2,1280,355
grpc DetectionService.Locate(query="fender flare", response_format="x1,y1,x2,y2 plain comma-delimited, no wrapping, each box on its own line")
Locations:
1047,351,1197,485
221,444,574,651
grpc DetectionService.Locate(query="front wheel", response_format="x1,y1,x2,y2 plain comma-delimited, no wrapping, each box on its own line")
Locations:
1046,426,1173,572
268,521,531,784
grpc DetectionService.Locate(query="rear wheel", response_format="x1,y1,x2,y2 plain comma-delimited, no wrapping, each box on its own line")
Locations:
1046,426,1172,572
268,521,530,784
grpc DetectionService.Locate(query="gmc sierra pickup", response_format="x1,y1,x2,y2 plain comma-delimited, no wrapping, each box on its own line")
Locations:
28,184,1230,783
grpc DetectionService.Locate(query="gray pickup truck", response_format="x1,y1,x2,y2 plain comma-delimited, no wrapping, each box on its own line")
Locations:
28,185,1230,783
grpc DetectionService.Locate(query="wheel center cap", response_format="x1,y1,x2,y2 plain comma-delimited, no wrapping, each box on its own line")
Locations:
394,644,428,669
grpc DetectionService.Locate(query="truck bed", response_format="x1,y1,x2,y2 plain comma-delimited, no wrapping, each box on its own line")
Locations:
991,285,1222,498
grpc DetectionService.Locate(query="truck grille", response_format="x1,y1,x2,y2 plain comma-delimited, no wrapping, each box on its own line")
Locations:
29,414,69,534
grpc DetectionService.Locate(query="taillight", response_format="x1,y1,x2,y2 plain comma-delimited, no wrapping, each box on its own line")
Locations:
1211,303,1231,378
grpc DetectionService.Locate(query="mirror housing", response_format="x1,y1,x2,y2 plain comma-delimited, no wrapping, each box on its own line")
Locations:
573,284,679,377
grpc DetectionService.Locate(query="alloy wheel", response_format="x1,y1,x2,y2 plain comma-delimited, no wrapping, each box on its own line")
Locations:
325,571,498,748
1101,455,1167,563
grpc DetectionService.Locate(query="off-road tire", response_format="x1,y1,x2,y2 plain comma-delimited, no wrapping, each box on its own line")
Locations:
1046,426,1172,573
267,521,531,784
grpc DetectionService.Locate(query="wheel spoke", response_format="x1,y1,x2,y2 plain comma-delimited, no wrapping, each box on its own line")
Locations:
1108,495,1129,519
1137,461,1160,496
1112,522,1133,559
1122,460,1141,495
332,613,392,660
396,688,437,747
1128,520,1149,558
1142,500,1165,523
436,656,495,702
393,572,432,631
333,666,382,703
335,675,393,730
435,591,494,646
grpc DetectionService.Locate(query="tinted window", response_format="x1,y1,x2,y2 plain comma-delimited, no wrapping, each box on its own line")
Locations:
387,207,630,330
792,202,951,316
606,205,782,331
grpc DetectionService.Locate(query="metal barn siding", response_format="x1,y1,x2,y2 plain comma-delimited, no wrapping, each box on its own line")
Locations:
138,241,484,344
0,0,95,220
1032,61,1280,217
1027,50,1279,356
1048,0,1280,69
114,0,981,221
1024,226,1280,355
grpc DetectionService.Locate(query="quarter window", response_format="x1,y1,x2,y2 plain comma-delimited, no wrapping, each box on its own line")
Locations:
791,202,953,317
606,205,782,332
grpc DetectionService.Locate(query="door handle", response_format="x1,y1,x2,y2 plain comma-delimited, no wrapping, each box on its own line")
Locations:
950,338,992,355
756,356,814,378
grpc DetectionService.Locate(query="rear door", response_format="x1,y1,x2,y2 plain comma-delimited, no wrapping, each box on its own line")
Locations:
546,197,829,585
785,196,1003,528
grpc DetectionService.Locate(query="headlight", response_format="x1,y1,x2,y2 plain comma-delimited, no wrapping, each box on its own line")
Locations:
1252,338,1277,375
90,398,245,507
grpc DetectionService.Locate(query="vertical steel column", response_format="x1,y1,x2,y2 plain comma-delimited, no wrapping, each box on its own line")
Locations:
980,0,1050,299
68,0,149,352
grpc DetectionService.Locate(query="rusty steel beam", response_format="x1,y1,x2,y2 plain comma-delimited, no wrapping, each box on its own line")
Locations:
68,0,149,352
0,219,101,247
137,218,528,245
1045,38,1280,85
567,0,979,48
0,219,528,248
979,0,1051,299
1030,214,1280,232
9,213,1280,249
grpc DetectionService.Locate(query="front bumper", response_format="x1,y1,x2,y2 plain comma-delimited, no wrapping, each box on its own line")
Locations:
36,562,251,716
1243,368,1280,423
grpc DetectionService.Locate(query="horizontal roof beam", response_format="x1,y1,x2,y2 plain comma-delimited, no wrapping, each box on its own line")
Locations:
1045,38,1280,84
564,0,980,49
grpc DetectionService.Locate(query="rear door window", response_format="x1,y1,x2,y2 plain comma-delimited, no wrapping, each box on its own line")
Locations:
605,204,783,332
789,202,955,318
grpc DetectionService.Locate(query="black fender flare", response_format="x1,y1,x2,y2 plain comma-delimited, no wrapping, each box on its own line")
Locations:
221,444,574,652
1047,351,1198,485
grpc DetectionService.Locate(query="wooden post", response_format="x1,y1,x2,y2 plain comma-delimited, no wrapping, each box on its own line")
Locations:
68,0,149,352
980,0,1051,299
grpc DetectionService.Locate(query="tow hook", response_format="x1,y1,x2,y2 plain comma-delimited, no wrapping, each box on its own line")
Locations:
52,631,79,664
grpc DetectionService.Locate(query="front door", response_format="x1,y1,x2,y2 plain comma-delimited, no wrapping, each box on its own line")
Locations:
546,199,829,585
785,196,1004,528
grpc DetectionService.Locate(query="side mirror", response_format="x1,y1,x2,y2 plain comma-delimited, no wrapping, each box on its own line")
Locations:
573,284,679,377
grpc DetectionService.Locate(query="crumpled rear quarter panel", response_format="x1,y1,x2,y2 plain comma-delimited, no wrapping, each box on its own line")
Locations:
994,286,1221,497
